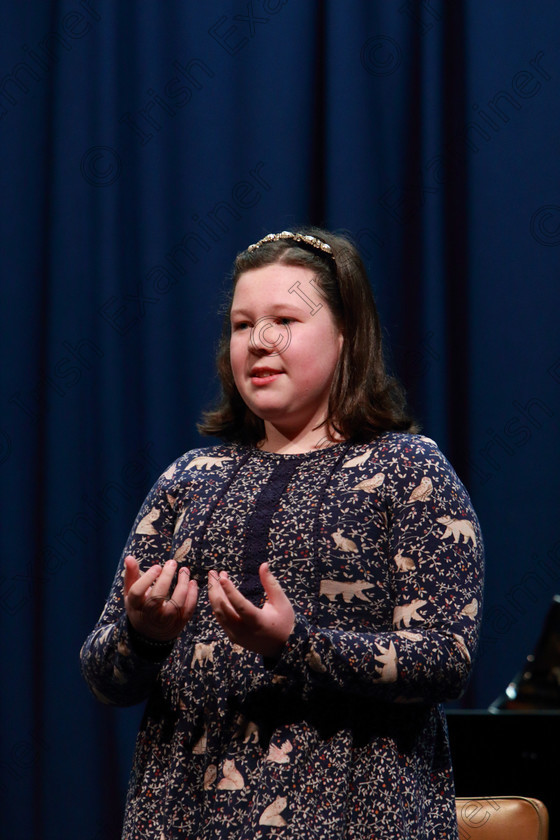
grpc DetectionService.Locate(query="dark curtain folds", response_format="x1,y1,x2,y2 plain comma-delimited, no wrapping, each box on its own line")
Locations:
1,2,559,837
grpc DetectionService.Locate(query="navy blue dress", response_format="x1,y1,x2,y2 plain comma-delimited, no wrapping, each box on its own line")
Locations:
81,433,484,839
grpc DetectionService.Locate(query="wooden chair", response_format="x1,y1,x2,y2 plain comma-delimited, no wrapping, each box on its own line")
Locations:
456,797,549,840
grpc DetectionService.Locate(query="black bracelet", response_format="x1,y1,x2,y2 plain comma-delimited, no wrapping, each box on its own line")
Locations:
126,617,177,661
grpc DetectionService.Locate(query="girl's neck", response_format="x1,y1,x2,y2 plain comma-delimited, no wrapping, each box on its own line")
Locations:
257,423,345,455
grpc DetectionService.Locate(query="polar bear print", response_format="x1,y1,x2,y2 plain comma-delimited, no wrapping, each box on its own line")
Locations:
393,599,427,628
437,516,477,546
320,579,374,603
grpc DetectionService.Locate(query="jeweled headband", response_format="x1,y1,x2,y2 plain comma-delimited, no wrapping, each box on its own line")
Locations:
246,230,334,258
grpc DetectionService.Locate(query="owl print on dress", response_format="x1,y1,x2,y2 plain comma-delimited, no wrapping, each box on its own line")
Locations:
217,759,244,790
342,450,372,468
394,550,415,572
173,536,192,563
407,477,433,503
320,579,374,603
185,455,233,471
393,599,428,628
135,506,160,534
437,516,477,546
330,528,359,553
203,764,217,790
259,797,288,827
345,473,386,493
461,598,479,619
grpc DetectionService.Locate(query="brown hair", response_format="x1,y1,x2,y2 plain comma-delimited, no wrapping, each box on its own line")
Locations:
198,227,417,444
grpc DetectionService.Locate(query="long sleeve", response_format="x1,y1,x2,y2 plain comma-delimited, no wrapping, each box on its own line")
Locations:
269,437,484,703
80,463,180,706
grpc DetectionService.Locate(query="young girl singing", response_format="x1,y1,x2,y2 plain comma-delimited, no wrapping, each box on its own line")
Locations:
81,228,483,839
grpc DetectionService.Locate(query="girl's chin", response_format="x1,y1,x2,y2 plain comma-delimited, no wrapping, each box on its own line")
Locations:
249,406,290,422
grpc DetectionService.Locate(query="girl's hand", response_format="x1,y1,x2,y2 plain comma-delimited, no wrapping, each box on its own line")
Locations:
207,563,295,658
124,555,198,641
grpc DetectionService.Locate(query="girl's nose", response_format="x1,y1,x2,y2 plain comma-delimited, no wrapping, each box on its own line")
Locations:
249,317,291,355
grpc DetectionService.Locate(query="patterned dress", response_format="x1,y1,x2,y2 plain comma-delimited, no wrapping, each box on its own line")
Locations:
80,433,484,839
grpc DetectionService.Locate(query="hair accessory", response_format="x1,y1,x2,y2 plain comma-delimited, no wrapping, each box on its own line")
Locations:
247,230,334,258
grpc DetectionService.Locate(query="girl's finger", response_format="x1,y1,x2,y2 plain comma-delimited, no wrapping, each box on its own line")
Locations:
259,563,288,605
208,573,241,624
182,577,199,621
218,574,256,619
123,556,140,596
170,566,191,606
127,564,162,603
150,559,177,599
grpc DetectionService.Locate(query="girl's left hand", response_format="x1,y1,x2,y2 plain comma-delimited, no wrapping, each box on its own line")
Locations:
208,562,295,658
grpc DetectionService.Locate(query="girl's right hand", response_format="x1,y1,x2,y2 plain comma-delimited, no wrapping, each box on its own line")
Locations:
124,555,198,641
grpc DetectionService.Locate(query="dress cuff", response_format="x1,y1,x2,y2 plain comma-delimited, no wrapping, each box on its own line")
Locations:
263,612,312,681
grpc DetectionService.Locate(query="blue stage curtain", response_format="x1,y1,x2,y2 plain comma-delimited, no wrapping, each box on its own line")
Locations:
1,1,559,837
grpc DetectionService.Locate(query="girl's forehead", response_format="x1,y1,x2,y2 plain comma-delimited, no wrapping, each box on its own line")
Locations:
235,262,316,287
233,263,319,303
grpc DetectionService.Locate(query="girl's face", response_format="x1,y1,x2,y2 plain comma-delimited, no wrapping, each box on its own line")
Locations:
229,263,343,449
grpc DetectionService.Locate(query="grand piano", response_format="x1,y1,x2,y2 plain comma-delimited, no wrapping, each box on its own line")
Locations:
447,595,560,839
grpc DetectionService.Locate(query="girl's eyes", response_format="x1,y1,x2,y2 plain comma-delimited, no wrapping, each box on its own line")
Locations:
232,317,294,331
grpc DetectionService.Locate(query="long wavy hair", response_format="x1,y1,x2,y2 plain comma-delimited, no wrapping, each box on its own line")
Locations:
198,227,417,444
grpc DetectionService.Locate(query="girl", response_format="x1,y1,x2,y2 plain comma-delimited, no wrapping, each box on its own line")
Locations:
81,228,483,839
